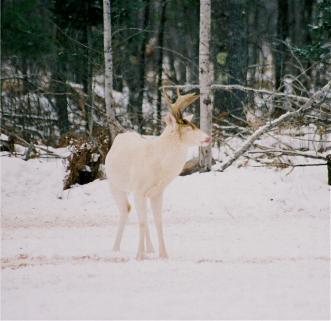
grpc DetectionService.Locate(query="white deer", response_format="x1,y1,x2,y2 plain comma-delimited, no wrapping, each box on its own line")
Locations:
105,89,211,260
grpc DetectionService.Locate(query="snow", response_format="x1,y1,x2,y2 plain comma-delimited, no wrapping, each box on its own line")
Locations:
0,134,8,141
1,154,330,319
93,75,129,114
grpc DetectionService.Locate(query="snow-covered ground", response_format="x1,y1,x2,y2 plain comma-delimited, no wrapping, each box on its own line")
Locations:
1,153,330,319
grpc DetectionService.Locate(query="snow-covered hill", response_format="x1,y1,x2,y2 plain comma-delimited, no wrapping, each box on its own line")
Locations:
1,155,330,319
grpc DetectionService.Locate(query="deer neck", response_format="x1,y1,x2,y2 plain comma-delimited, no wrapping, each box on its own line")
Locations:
158,128,188,168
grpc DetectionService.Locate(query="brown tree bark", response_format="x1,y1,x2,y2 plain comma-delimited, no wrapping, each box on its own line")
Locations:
156,0,167,134
275,0,289,90
225,0,248,117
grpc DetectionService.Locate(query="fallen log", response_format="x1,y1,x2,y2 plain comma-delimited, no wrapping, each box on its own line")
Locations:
180,157,216,176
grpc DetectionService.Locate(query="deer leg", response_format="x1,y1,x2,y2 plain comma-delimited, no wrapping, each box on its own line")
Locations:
150,193,168,259
111,188,130,252
134,194,148,260
145,224,154,253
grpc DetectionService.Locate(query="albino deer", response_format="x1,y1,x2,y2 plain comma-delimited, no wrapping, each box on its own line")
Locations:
105,89,211,260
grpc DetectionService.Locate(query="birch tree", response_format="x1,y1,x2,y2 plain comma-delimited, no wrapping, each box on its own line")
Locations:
103,0,124,142
199,0,213,172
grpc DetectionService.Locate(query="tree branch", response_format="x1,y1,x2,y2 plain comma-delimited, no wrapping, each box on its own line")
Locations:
161,83,324,104
217,80,331,172
248,149,326,160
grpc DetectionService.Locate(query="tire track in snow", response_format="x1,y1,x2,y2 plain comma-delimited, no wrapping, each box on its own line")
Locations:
1,218,118,229
1,254,130,270
196,256,331,264
2,254,330,270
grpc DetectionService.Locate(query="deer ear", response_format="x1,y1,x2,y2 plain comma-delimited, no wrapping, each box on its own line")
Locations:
164,113,177,128
184,114,194,122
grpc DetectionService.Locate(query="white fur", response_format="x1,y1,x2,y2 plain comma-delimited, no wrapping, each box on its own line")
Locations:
105,113,210,260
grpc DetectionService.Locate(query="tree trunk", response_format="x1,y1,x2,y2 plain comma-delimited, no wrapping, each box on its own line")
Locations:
225,0,248,117
52,68,69,136
183,0,200,117
125,1,150,133
137,0,150,133
21,57,31,95
103,0,118,142
275,0,289,90
156,0,167,134
247,0,258,87
288,0,313,90
199,0,213,172
87,25,94,137
327,154,331,186
82,18,94,137
51,29,69,136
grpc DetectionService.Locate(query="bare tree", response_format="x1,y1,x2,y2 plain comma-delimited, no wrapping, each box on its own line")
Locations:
199,0,213,172
103,0,124,142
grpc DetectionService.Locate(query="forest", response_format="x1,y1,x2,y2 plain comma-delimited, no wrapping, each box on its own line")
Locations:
1,0,330,164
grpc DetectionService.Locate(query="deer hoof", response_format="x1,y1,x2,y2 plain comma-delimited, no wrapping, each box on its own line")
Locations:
136,252,145,261
159,253,168,259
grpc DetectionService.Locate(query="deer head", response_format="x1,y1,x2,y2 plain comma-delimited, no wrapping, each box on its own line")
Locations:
163,88,211,146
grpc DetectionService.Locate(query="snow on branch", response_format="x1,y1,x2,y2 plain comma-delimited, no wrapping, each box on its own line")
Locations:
217,80,331,172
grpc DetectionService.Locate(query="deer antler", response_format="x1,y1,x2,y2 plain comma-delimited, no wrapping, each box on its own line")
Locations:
162,87,199,121
173,91,200,113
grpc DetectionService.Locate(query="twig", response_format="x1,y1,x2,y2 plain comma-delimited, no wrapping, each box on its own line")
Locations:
161,83,321,104
277,136,331,143
264,133,296,151
251,163,326,168
0,127,66,159
248,149,326,160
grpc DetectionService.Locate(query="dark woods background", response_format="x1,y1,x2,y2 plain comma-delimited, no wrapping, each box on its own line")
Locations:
1,0,330,146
